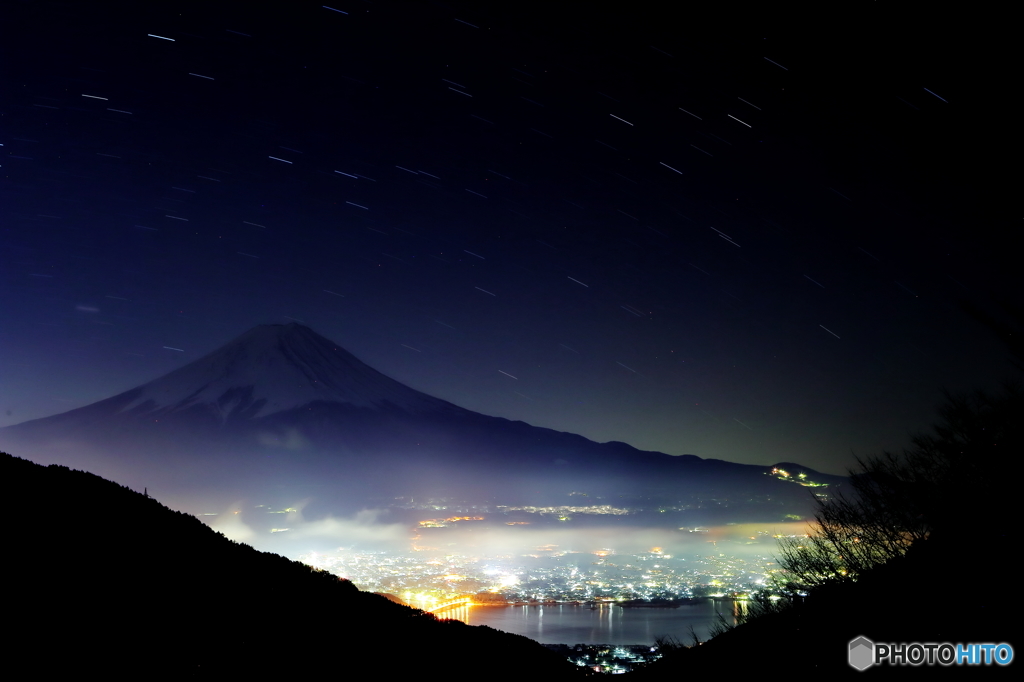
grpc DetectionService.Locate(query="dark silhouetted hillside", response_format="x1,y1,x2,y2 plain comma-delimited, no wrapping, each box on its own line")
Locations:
2,452,581,677
629,537,1015,678
630,385,1018,677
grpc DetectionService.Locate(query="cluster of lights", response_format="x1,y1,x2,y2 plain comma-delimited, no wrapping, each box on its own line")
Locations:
418,515,485,528
768,467,829,488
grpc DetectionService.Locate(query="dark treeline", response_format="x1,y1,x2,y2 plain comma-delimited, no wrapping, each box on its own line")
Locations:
2,453,581,676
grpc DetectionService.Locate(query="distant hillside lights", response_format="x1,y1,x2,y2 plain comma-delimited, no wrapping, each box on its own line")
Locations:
418,516,484,528
497,504,631,516
768,467,829,487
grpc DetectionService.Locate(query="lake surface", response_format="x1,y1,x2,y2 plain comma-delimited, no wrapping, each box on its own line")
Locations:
442,600,740,645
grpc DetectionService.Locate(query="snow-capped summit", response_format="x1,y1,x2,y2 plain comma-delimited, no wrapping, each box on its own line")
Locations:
120,323,460,420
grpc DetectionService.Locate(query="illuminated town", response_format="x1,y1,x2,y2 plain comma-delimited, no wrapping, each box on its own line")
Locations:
293,495,811,611
300,543,785,608
270,482,822,672
295,509,802,674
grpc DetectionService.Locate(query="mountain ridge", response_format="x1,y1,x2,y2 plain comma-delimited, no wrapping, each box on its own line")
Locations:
0,323,845,511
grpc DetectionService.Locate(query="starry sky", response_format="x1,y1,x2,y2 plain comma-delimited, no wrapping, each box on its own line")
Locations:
2,1,1016,475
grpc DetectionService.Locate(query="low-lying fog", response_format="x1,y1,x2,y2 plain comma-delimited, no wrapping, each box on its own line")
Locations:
201,497,812,565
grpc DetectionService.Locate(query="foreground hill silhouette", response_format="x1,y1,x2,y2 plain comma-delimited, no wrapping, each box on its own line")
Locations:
628,542,1015,678
631,385,1018,677
2,452,580,676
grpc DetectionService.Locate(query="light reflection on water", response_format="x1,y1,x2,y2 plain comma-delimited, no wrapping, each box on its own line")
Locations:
438,601,739,646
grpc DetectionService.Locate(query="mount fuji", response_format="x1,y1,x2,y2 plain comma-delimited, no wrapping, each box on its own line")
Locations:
46,323,466,425
0,323,841,511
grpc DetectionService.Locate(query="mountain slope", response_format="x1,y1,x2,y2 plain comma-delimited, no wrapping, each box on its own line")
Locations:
0,323,844,511
2,452,581,676
629,539,1016,678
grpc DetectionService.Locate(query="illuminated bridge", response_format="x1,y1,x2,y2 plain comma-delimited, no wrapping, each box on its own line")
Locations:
424,597,475,613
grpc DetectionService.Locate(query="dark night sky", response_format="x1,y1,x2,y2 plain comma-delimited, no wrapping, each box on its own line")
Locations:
1,1,1016,475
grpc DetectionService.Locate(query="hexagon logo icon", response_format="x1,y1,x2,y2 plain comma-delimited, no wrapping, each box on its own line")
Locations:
849,636,874,670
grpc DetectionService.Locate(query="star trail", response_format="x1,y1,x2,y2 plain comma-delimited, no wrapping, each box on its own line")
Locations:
0,1,1014,474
